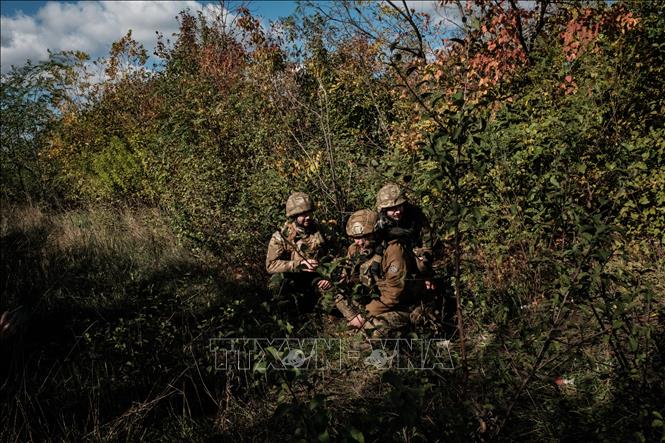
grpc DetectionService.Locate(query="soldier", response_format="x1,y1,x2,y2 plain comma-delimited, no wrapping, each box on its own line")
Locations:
375,183,436,290
335,209,423,337
266,192,332,308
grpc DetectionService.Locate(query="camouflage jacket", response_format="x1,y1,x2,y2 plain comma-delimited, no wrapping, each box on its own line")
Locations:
344,243,376,288
347,239,421,317
265,221,327,274
385,203,434,275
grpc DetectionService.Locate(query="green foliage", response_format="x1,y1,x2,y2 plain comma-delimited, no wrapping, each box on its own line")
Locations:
87,136,143,200
0,51,90,203
1,1,664,441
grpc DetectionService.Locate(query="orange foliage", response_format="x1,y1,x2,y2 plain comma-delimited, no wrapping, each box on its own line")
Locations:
467,5,529,89
561,8,601,63
197,40,246,91
559,4,640,94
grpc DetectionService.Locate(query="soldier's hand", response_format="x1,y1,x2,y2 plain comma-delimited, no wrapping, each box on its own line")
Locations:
348,314,366,329
301,259,319,272
317,279,332,290
425,280,436,291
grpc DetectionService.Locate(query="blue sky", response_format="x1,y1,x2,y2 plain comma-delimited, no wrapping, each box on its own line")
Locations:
0,1,300,72
0,1,462,73
0,1,299,19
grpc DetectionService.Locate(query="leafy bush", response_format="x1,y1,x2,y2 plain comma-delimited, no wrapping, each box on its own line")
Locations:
1,1,663,441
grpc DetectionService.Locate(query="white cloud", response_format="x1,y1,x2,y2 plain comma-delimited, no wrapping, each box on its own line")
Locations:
402,1,465,32
1,1,225,73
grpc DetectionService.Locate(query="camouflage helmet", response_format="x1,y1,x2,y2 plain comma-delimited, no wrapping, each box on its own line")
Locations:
286,192,314,217
346,209,379,237
376,183,407,211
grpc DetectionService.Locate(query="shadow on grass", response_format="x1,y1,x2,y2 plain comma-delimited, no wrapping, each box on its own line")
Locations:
0,213,280,441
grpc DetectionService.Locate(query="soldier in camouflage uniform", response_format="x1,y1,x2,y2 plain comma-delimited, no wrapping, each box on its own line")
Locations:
335,209,424,337
266,193,332,309
375,183,436,290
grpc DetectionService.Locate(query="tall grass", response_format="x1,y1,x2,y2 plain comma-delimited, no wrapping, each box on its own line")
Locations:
1,205,198,306
0,205,266,441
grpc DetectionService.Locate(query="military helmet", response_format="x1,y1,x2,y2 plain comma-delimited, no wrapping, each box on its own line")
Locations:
376,183,407,211
346,209,379,237
286,192,314,217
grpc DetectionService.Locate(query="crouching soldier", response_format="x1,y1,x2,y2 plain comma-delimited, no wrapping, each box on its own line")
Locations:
266,192,333,312
335,209,424,338
376,183,436,290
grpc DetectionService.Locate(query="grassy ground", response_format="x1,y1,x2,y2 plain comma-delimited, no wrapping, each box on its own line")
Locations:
0,206,420,441
1,205,663,442
1,205,256,440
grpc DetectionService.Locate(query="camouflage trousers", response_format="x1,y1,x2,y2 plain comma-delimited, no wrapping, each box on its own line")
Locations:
269,272,332,313
334,295,411,338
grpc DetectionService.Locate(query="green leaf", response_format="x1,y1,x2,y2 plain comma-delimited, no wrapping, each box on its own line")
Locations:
265,346,282,360
628,336,638,352
453,125,462,141
430,91,446,106
350,428,365,443
253,360,266,374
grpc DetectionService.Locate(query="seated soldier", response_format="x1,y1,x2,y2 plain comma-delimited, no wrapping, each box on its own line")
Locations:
266,192,332,311
335,209,424,338
376,183,436,290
